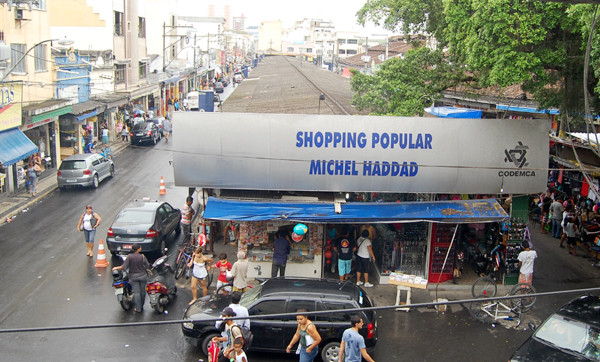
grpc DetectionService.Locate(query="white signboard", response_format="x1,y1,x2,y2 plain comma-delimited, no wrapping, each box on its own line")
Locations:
173,113,549,194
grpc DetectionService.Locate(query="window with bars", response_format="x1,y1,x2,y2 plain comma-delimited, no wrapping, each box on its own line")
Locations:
10,44,27,74
138,62,147,79
347,39,358,45
114,11,123,36
34,44,47,72
115,64,126,84
138,17,146,38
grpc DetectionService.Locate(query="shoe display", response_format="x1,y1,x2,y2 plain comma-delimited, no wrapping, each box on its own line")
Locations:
356,281,363,286
364,282,373,287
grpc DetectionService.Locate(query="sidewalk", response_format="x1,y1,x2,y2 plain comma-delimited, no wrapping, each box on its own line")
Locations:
0,140,129,226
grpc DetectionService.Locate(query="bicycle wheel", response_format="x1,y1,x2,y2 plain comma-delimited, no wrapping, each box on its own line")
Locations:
216,283,233,296
509,283,536,312
472,276,497,298
206,271,214,288
469,300,494,323
174,257,187,280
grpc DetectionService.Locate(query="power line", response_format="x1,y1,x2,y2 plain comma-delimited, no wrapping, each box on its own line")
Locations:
1,286,598,334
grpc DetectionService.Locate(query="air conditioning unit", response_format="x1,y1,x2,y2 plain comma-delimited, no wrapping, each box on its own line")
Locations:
14,9,24,20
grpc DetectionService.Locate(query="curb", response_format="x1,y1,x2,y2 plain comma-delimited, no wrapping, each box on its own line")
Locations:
0,142,129,226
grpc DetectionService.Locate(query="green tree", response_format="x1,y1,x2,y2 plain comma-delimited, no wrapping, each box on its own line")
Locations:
351,47,461,116
355,0,599,121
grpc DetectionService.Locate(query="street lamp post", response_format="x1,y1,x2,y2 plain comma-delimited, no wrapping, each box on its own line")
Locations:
1,37,73,82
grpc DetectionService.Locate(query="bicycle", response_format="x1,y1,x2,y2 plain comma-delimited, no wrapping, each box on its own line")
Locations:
99,145,113,160
174,242,214,287
469,282,537,326
471,275,499,298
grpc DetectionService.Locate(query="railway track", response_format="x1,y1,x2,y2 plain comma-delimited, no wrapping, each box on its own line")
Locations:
283,56,351,115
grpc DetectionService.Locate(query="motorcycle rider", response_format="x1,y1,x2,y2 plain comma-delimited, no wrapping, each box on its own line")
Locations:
112,244,149,313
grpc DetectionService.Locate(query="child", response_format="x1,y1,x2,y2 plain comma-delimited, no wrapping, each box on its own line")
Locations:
227,338,247,362
213,253,232,294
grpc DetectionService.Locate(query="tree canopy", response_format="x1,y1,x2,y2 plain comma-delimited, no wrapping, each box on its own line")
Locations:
353,0,600,120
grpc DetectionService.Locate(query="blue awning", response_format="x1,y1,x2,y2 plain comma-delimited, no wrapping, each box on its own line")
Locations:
203,197,508,223
496,104,559,115
77,110,99,122
0,128,39,166
425,106,482,119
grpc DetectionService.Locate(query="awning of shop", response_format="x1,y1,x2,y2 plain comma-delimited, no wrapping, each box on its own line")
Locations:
0,128,39,166
203,197,509,223
425,106,482,119
496,104,560,115
76,110,99,122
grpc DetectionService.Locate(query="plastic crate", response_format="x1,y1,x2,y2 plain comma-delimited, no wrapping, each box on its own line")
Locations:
504,273,519,285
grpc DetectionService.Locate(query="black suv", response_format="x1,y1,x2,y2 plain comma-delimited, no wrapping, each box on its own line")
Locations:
106,199,181,255
129,121,160,145
182,277,377,362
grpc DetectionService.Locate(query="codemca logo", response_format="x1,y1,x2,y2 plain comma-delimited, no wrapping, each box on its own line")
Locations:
499,141,536,177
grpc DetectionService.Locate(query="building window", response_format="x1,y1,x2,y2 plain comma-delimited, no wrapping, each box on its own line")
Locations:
338,39,346,44
115,64,126,84
347,39,358,45
34,44,47,72
339,49,346,55
114,11,123,36
31,0,46,10
306,48,312,53
287,47,294,52
10,44,27,74
347,49,357,55
138,17,146,38
139,62,147,79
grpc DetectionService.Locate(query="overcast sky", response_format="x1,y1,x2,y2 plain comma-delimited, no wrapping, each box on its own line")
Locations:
179,0,393,35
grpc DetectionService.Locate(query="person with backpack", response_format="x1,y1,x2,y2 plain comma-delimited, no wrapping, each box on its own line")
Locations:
212,307,246,362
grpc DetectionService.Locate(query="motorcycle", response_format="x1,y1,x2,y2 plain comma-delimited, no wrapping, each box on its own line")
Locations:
146,254,177,314
453,249,465,284
112,267,134,311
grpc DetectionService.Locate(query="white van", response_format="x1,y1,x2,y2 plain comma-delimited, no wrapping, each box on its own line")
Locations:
187,92,199,110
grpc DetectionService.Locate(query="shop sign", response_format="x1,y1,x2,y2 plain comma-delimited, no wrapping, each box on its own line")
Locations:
0,82,23,131
173,113,549,194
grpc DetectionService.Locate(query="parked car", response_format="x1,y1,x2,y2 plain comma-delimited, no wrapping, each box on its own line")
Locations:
511,295,600,361
214,81,224,93
147,116,165,136
182,277,378,362
130,121,161,145
106,199,182,256
57,153,114,190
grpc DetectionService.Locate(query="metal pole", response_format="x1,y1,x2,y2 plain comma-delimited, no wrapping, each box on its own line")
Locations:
162,22,166,72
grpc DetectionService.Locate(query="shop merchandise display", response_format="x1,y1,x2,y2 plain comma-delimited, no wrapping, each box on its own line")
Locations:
429,224,457,283
503,217,527,284
375,223,428,277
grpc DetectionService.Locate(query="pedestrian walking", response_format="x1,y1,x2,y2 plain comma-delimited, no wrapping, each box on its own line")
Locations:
112,243,149,313
565,217,580,256
333,227,356,282
224,220,239,245
101,124,110,146
286,309,322,362
230,250,249,293
216,292,250,329
272,230,291,277
550,198,564,238
213,253,233,295
26,160,39,196
181,196,195,245
540,191,553,234
517,240,538,285
163,117,172,143
212,307,244,362
355,229,376,287
338,315,375,362
188,245,212,305
77,205,101,257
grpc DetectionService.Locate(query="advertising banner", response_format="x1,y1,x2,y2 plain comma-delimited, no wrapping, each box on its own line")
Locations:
0,82,23,131
173,113,549,194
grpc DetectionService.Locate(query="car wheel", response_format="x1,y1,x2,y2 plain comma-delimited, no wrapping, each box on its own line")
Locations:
201,333,220,356
92,174,99,188
110,165,115,178
59,186,67,191
321,342,341,362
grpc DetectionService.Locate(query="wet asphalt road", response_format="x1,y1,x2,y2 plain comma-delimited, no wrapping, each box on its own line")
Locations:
0,138,539,361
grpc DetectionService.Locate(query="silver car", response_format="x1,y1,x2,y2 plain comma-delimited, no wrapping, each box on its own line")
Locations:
57,153,114,189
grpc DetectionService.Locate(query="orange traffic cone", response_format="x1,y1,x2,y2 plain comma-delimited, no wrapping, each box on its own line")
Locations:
95,239,110,268
159,176,167,195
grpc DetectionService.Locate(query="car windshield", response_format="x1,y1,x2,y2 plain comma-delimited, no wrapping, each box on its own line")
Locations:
534,314,600,360
115,210,154,223
240,284,262,307
59,160,86,170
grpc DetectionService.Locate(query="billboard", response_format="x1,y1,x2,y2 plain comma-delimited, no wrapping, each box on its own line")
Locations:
173,113,549,194
0,82,23,131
